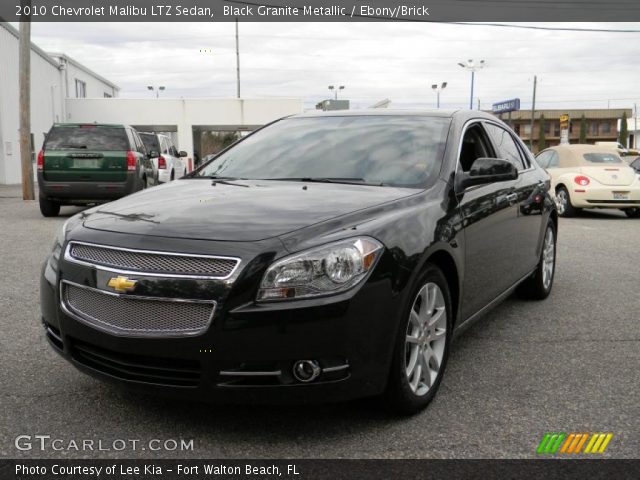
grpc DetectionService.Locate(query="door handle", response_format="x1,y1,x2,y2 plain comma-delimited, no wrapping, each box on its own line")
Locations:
505,193,518,204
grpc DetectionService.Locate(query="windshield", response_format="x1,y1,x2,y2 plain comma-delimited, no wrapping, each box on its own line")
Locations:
197,116,450,187
45,126,129,151
583,152,623,164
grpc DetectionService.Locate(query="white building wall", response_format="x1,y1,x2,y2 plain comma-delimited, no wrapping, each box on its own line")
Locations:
0,24,64,184
49,55,119,100
65,98,304,158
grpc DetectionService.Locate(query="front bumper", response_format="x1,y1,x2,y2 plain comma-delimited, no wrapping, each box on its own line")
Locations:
40,238,399,404
569,185,640,209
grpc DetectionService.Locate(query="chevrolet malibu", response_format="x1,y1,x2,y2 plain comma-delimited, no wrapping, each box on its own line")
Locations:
41,110,558,413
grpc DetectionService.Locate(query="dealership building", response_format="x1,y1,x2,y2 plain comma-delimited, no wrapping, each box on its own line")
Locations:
0,22,303,185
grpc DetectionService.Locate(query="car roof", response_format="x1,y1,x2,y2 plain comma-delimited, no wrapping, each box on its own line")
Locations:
543,144,624,167
52,123,129,128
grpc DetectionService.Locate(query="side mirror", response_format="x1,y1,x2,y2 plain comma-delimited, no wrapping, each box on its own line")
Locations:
178,150,188,157
460,158,518,189
148,150,159,159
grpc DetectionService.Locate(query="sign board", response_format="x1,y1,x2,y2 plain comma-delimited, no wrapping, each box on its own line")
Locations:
492,98,521,114
560,114,570,130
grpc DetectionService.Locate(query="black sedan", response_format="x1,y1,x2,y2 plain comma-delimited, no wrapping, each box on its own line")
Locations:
41,110,557,414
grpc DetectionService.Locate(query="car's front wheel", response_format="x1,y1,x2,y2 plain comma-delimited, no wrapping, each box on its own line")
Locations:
556,186,578,217
383,265,452,415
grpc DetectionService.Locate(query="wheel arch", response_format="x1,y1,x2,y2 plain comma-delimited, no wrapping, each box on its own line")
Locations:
424,250,460,328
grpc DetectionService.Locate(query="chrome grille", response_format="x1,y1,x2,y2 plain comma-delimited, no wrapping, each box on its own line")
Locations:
62,282,215,336
67,242,239,278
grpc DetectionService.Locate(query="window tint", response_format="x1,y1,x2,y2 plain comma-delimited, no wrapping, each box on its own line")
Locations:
548,152,560,168
583,152,623,164
484,123,526,170
459,123,494,172
139,134,160,154
45,126,129,151
631,157,640,170
198,116,450,187
161,138,169,155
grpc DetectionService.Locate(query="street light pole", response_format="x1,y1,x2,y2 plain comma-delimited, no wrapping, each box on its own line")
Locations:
431,82,447,109
458,59,485,110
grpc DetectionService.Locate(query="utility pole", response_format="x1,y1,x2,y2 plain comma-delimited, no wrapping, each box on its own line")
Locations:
235,18,240,99
19,20,34,200
530,75,537,151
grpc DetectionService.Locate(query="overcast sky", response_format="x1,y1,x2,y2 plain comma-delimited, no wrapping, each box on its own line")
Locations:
20,22,640,112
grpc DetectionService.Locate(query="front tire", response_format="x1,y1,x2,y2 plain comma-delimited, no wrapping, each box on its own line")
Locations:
39,194,60,217
556,186,578,217
383,265,452,415
517,220,556,300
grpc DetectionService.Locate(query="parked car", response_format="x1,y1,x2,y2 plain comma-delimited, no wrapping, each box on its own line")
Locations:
41,110,557,413
37,123,151,217
138,132,188,187
594,141,639,157
536,145,640,218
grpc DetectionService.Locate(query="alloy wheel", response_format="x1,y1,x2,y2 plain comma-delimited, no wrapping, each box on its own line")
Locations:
542,227,555,290
556,190,567,215
404,282,447,397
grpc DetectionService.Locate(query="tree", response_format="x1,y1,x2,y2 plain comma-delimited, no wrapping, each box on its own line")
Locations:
619,111,629,146
538,114,547,151
579,114,587,144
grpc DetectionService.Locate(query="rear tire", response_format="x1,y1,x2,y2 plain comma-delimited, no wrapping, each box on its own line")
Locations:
556,186,578,217
517,220,556,300
39,195,60,217
622,208,640,218
383,264,452,415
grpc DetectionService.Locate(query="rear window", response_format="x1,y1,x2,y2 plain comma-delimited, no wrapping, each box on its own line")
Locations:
583,152,623,164
139,134,160,154
45,126,129,151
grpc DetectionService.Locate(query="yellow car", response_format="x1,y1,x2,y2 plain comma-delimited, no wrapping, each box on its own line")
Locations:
535,145,640,218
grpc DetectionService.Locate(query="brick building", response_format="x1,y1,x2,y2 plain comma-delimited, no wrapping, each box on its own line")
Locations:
495,108,632,153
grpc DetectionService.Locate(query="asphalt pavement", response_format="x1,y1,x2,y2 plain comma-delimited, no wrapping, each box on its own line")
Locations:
0,184,638,459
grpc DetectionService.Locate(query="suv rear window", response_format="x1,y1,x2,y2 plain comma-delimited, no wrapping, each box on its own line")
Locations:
583,152,623,164
139,133,160,154
45,126,129,151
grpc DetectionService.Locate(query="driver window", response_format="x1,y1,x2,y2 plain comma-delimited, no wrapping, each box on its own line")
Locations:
459,124,494,172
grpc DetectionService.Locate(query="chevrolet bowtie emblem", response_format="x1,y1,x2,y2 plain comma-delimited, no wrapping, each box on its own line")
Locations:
107,276,138,293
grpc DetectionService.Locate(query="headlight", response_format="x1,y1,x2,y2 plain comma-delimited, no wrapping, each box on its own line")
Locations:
257,237,383,302
50,214,82,269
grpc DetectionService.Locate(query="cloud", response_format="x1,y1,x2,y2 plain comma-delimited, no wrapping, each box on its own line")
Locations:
25,21,640,110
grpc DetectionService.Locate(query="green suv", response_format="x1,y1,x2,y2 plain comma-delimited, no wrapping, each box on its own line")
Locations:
37,123,151,217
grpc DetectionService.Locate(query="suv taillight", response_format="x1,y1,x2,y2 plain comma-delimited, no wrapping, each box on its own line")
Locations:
37,150,44,171
127,151,137,171
158,156,167,169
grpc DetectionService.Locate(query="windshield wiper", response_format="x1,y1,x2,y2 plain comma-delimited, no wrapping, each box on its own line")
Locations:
270,177,385,186
208,176,250,187
60,144,87,149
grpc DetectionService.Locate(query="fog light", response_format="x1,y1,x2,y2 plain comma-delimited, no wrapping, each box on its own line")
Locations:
292,360,321,383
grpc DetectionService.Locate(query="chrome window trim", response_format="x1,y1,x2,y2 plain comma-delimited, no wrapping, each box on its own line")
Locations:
64,240,241,280
60,279,216,338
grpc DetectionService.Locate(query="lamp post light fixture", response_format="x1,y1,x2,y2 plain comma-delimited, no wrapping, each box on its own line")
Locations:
328,85,345,100
147,85,166,98
457,59,485,110
431,82,447,109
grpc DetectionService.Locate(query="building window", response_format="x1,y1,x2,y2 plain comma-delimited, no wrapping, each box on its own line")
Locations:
523,124,532,135
544,121,552,136
104,92,112,98
589,122,599,135
75,79,87,98
601,121,611,134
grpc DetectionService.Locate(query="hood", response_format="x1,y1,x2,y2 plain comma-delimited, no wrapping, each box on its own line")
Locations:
81,179,418,242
